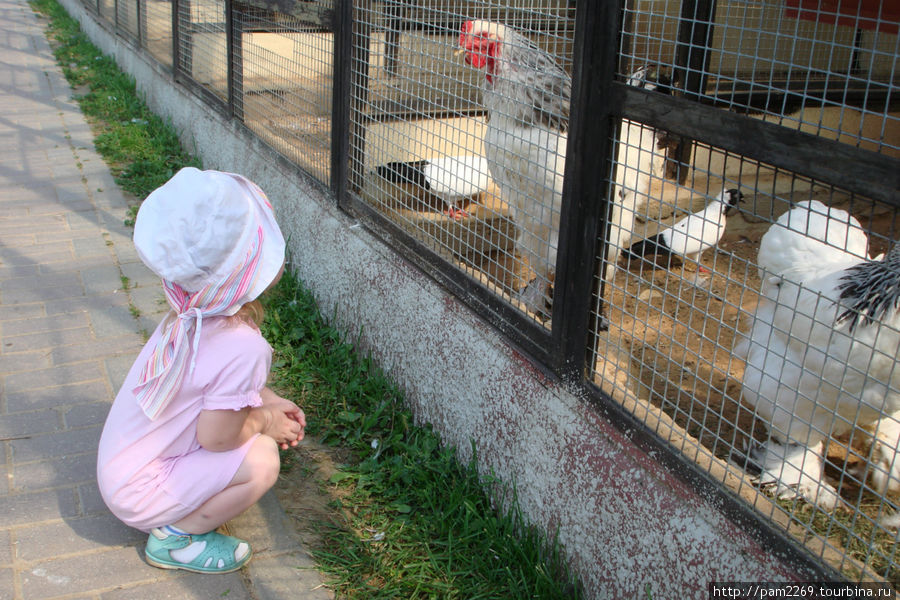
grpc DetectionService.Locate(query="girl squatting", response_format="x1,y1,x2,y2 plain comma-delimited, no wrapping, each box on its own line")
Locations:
97,168,305,573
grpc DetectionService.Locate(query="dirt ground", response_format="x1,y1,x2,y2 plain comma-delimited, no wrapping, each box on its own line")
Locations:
273,438,351,552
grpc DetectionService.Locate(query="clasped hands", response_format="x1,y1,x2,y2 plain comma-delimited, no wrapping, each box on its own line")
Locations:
260,387,306,450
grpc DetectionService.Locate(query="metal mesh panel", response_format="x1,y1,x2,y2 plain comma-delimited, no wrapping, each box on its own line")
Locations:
98,0,115,25
347,0,900,585
234,5,333,184
176,0,228,102
352,1,575,324
622,0,900,157
144,0,173,68
606,1,900,583
116,0,140,41
592,119,900,581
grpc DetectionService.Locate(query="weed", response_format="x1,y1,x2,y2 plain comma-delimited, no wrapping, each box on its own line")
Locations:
124,205,138,227
776,495,900,586
262,272,581,599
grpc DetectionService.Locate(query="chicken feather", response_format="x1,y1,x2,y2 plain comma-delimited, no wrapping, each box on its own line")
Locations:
738,200,900,510
459,20,666,316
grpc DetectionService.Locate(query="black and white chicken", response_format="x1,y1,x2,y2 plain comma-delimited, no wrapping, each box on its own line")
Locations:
623,187,743,271
736,200,900,510
458,20,668,316
375,154,491,219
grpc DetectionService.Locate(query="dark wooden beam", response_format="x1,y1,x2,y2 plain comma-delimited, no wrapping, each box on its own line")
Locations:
668,0,717,184
552,1,623,377
617,83,900,206
235,0,334,28
330,0,351,195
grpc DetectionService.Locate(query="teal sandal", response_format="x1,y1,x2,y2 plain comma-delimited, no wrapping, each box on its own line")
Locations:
145,529,252,574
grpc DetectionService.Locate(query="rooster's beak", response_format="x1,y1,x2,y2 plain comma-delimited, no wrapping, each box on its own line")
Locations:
453,48,465,57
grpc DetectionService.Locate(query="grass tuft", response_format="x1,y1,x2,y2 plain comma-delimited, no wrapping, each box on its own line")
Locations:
262,272,581,599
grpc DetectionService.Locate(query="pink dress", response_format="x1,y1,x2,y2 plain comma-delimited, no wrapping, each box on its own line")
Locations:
97,316,271,532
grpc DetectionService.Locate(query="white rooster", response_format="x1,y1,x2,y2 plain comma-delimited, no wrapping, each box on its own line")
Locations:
736,200,900,510
458,20,667,316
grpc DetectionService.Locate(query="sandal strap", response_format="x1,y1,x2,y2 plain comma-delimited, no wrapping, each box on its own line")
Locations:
184,531,247,569
145,530,251,574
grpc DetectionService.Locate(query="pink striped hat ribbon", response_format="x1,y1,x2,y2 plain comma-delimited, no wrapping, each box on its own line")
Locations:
133,226,265,420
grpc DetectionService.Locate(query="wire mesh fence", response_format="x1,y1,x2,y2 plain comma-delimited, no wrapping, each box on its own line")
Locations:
234,3,333,183
601,0,900,583
144,0,172,68
624,0,900,156
80,0,900,587
594,131,900,581
115,0,139,41
97,0,114,26
176,0,229,102
354,1,577,324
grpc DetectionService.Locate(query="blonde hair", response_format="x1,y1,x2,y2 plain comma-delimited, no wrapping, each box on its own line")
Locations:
228,299,265,329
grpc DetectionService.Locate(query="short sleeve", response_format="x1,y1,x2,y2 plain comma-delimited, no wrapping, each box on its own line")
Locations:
195,322,272,412
202,390,264,411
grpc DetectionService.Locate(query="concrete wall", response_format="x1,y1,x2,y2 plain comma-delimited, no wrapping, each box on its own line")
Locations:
58,1,810,596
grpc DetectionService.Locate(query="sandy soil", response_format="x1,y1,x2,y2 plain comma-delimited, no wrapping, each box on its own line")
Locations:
274,438,352,552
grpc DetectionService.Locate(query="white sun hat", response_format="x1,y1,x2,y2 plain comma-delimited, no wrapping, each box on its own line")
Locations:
131,167,286,420
134,166,285,306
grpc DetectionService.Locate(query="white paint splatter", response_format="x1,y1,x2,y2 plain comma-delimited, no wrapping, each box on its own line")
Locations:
31,568,71,585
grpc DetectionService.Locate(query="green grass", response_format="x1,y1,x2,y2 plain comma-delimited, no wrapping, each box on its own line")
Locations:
29,0,200,219
30,1,583,596
262,272,580,599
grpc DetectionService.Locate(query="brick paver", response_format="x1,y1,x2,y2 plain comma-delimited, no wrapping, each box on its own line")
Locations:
0,0,330,597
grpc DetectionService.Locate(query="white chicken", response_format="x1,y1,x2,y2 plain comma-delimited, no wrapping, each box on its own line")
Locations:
458,20,667,317
374,155,491,219
736,200,900,510
623,187,744,271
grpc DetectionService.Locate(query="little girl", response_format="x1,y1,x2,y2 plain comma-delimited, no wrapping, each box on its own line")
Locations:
97,167,305,574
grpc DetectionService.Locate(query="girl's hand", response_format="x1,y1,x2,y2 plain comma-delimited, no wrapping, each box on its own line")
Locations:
263,407,304,449
260,388,306,449
260,387,295,409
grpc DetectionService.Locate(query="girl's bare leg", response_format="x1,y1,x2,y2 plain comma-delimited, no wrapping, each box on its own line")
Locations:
173,435,280,534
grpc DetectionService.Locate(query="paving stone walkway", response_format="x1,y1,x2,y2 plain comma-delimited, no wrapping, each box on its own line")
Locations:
0,0,329,597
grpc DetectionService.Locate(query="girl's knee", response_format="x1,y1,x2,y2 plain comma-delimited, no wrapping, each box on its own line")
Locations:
230,435,280,493
248,435,280,489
